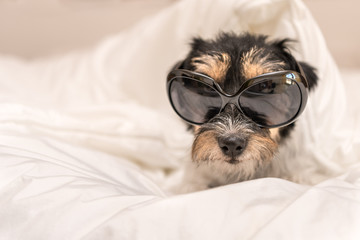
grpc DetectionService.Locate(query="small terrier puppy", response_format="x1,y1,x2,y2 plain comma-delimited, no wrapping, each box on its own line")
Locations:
167,32,318,192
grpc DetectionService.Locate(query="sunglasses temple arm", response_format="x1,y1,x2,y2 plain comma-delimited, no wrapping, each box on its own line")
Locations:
296,61,309,88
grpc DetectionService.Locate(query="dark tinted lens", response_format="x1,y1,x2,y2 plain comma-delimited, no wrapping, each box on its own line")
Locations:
239,79,301,127
169,77,222,124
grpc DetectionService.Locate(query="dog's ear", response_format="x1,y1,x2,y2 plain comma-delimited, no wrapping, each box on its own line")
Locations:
298,61,318,91
272,39,318,92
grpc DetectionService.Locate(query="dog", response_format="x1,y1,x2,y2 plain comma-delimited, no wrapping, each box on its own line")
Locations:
166,32,318,192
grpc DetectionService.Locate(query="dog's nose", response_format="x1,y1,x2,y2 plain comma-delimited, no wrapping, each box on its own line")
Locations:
218,135,247,157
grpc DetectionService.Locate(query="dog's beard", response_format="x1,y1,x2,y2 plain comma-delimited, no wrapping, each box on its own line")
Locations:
191,112,279,183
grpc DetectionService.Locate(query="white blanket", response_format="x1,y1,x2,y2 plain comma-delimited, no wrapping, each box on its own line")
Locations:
1,0,360,239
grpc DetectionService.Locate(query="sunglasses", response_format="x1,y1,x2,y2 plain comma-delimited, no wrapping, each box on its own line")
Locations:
167,62,309,128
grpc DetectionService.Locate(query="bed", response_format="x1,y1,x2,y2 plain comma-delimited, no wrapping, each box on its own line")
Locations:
1,0,360,239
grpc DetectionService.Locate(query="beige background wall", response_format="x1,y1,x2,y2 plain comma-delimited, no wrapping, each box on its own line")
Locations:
0,0,359,69
304,0,360,68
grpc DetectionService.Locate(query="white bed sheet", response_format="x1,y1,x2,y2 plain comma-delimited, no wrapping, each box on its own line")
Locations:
1,0,360,239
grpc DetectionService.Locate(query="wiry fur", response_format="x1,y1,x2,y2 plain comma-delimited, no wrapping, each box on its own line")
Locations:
171,32,318,192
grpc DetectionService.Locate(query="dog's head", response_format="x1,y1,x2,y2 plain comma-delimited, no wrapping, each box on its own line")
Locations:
167,32,318,180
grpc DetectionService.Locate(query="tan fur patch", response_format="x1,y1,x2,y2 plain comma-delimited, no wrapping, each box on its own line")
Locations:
242,47,285,79
246,134,278,163
269,128,280,143
193,125,201,133
191,52,231,83
192,130,223,163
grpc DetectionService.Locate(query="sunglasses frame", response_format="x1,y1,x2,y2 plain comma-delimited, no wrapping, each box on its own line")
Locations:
167,62,309,128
